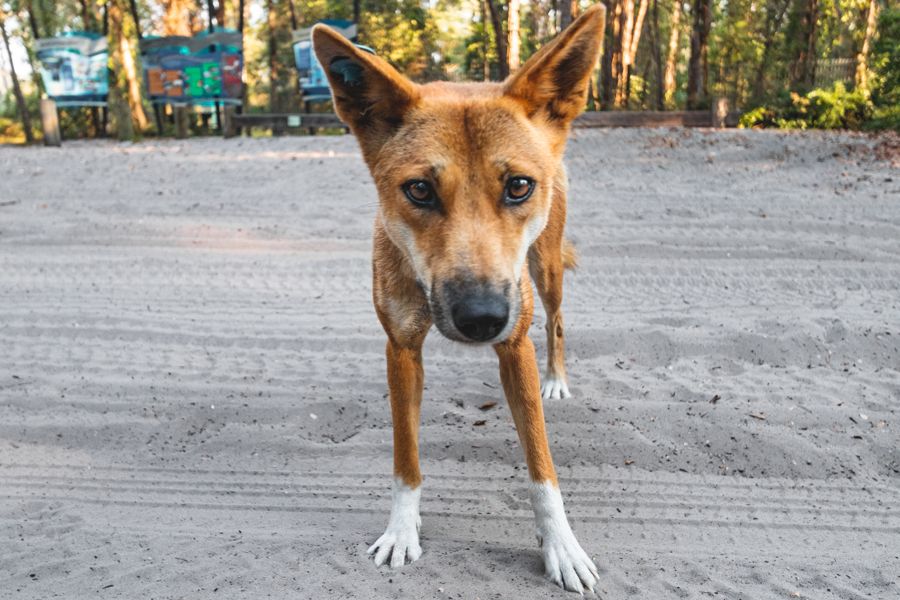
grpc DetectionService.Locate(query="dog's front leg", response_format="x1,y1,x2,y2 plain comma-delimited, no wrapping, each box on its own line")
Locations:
495,331,598,593
367,337,426,568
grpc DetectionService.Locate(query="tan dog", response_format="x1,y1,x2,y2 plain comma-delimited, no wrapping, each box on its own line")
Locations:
313,6,605,593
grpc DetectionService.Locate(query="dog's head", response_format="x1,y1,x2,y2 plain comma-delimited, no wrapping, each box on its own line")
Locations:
313,6,605,344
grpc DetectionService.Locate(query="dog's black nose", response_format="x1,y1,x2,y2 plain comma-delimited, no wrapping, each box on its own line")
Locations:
451,293,509,342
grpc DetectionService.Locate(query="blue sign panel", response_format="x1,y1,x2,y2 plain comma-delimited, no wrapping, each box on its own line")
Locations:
293,20,358,99
35,32,108,106
140,31,243,105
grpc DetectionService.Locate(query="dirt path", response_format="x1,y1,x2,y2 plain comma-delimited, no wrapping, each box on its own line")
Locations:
1,129,898,599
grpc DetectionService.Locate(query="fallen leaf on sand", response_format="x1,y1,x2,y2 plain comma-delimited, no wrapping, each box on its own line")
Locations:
624,459,634,465
749,412,767,420
473,420,486,426
478,401,497,411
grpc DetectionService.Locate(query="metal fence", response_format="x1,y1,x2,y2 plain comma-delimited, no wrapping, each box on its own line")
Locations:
815,58,856,88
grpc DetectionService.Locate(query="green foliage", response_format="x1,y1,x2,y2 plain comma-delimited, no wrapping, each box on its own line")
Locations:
871,6,900,109
808,82,872,128
59,107,107,139
360,0,442,80
0,116,26,143
864,104,900,132
1,88,40,141
463,17,493,81
629,75,648,106
3,0,896,135
740,82,872,129
739,91,811,129
708,0,762,99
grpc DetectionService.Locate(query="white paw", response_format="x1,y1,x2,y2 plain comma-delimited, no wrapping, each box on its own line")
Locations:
367,518,422,567
367,479,422,568
531,481,598,594
538,527,598,593
541,373,572,400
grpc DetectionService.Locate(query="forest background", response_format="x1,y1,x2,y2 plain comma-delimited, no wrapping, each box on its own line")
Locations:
0,0,897,142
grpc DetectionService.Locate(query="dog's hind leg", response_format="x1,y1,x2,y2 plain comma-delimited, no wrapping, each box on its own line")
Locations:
528,179,574,400
494,280,598,593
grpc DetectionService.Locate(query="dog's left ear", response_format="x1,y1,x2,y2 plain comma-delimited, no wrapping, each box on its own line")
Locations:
504,4,606,127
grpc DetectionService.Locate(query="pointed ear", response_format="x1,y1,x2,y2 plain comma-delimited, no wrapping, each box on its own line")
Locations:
504,4,606,126
312,24,418,138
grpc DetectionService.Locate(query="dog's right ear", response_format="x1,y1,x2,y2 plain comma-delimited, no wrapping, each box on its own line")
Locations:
312,25,418,139
503,4,606,128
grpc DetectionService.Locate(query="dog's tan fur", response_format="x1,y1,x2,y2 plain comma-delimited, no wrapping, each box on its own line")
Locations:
313,6,605,591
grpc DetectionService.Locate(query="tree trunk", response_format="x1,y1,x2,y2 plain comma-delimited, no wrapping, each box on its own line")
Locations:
788,0,818,89
625,0,649,103
508,0,520,72
129,0,143,39
0,14,34,143
266,0,295,113
25,2,41,39
663,0,682,107
611,0,648,108
206,0,216,31
108,2,134,140
600,0,619,108
559,0,578,30
238,0,246,116
752,0,789,101
481,0,489,81
268,0,278,111
288,1,298,30
686,0,710,109
628,0,649,63
162,0,196,36
119,31,147,129
651,0,664,110
855,0,878,92
560,0,571,30
614,0,634,105
79,0,97,31
108,0,148,138
485,0,509,80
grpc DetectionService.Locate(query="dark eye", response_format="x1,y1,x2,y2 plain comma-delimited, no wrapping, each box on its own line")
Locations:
504,177,534,204
402,180,437,207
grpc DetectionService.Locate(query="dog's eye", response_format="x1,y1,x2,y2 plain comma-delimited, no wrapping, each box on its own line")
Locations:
505,177,534,204
403,180,437,207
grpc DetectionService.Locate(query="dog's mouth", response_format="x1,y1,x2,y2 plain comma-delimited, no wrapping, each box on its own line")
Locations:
429,278,520,345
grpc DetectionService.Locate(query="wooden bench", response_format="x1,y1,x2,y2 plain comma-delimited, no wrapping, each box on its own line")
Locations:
223,109,345,138
574,99,736,128
223,99,737,137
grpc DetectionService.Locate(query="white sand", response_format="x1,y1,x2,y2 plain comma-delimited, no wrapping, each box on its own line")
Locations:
0,129,898,599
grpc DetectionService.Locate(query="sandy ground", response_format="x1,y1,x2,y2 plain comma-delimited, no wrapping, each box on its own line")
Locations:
0,128,898,600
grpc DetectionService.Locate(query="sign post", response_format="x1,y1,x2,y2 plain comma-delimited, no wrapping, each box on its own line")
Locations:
39,99,61,146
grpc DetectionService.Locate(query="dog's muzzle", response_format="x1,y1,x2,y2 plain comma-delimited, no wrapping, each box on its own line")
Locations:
431,277,514,344
450,291,509,342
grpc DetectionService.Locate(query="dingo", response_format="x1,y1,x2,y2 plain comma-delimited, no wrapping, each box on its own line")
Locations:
313,6,605,592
